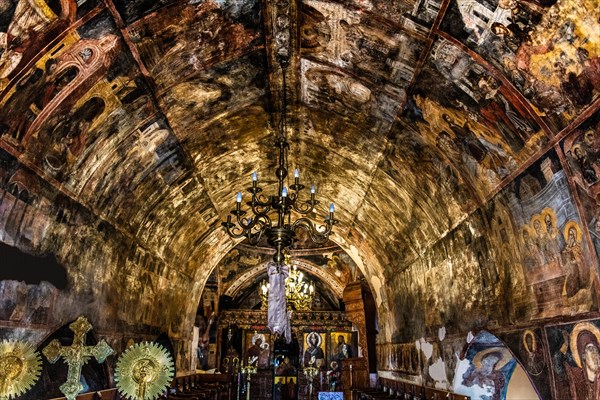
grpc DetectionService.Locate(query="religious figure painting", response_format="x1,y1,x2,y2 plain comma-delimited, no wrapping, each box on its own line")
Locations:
562,112,600,263
441,0,599,131
453,331,516,400
329,332,353,364
301,58,400,137
299,1,424,88
273,375,297,400
546,320,600,400
498,328,551,399
490,149,597,321
563,112,600,197
126,1,261,93
303,331,326,368
0,0,86,92
244,331,270,368
405,40,545,200
274,355,297,377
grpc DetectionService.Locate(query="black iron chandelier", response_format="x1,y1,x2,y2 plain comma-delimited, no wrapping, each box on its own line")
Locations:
221,59,337,264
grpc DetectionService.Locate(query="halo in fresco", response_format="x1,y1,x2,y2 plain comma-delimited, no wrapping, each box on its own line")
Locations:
472,347,512,370
570,322,600,369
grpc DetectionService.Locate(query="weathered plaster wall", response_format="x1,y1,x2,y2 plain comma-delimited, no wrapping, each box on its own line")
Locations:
376,113,600,398
0,149,204,374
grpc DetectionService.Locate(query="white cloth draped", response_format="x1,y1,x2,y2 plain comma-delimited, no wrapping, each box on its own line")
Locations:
267,262,292,343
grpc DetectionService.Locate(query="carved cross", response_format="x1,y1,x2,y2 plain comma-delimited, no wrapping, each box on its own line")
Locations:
42,316,114,400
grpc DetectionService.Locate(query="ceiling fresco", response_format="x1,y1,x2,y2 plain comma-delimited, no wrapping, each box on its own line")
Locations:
0,0,599,389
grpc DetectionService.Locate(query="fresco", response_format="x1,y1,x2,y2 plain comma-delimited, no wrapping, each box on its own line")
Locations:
0,0,78,92
1,12,120,148
211,246,357,297
301,59,400,137
489,149,597,320
441,0,600,131
498,328,551,399
300,1,425,87
453,331,517,400
162,53,268,140
377,342,420,375
410,38,545,198
546,319,600,399
0,9,224,267
384,148,597,344
127,1,262,92
334,0,441,28
0,0,599,393
561,111,600,263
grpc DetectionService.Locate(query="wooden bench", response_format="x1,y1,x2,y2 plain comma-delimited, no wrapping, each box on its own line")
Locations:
160,373,232,400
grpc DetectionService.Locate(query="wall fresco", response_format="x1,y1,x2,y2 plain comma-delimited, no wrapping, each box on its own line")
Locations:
498,328,551,399
453,331,517,400
409,38,545,198
546,319,600,399
127,1,262,91
441,0,600,131
0,151,198,373
490,149,597,319
561,111,600,265
300,1,425,87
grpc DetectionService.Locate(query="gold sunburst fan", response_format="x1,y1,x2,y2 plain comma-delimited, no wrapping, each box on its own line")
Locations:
115,342,174,400
0,339,42,399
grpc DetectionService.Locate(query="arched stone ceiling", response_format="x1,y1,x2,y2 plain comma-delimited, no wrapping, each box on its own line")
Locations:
0,0,599,345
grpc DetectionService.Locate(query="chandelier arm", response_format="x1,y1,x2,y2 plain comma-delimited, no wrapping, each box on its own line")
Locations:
252,193,273,208
291,217,336,243
223,223,252,239
247,224,266,245
250,202,272,216
248,214,272,235
290,199,314,215
234,214,260,231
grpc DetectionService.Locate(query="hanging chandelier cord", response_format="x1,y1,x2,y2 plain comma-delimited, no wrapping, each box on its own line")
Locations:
221,57,338,264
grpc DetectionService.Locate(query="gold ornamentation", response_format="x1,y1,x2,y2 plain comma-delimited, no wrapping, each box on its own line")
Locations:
42,316,114,400
0,340,42,400
115,342,174,400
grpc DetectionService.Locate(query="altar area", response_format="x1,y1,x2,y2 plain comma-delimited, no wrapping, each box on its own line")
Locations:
216,310,369,400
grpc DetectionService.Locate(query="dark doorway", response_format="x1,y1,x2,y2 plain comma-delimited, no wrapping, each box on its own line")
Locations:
273,335,299,400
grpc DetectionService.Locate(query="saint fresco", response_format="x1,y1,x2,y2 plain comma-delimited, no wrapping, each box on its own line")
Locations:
441,0,600,131
547,320,600,399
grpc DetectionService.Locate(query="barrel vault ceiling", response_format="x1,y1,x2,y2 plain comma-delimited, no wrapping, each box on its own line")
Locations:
0,0,598,340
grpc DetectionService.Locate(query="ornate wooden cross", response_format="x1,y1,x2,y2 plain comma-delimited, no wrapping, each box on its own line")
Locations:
42,316,114,400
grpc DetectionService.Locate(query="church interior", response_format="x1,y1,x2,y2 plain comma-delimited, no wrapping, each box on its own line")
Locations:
0,0,599,399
